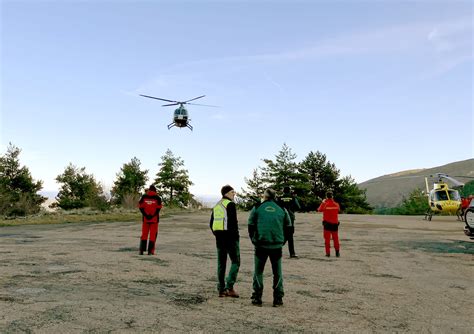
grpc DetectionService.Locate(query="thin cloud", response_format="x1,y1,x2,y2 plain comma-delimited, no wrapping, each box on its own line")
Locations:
263,71,284,93
253,17,472,62
148,17,472,77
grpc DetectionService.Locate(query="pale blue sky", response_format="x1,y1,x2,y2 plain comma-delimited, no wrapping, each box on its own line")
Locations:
1,0,472,197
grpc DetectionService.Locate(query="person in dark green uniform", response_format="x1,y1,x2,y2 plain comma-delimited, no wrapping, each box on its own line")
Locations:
210,185,240,298
248,188,292,307
277,186,301,258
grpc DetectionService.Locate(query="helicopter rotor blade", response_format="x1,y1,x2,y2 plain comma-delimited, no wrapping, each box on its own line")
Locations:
186,102,220,108
183,95,206,103
139,94,178,103
162,103,180,107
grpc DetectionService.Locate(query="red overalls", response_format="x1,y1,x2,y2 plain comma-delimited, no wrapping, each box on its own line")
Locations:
318,199,340,256
138,191,162,255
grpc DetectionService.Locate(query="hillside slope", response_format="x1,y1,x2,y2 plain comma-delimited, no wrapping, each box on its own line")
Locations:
358,159,474,208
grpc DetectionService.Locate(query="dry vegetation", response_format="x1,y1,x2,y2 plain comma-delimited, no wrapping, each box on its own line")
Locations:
359,158,474,208
0,211,472,333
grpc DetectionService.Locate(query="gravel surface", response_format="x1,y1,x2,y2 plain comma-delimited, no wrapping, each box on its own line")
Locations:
0,212,472,333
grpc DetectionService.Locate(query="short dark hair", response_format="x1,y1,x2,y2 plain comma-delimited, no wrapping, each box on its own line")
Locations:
264,188,276,200
326,191,333,199
221,185,234,196
283,186,290,193
149,185,157,192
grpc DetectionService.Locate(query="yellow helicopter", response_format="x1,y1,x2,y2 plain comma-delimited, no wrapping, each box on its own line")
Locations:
423,173,463,221
139,94,216,131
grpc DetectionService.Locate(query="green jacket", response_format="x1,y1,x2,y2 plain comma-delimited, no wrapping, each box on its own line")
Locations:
248,200,292,249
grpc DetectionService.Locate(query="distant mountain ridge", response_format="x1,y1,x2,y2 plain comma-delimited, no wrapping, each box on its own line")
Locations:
358,159,474,208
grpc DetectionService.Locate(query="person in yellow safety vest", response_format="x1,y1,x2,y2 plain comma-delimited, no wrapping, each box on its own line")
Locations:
210,185,240,298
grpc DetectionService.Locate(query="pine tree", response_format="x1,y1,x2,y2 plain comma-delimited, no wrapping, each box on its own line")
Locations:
111,157,148,206
154,149,193,207
298,151,340,210
335,176,372,213
55,163,108,210
239,167,268,209
0,143,46,216
262,143,301,191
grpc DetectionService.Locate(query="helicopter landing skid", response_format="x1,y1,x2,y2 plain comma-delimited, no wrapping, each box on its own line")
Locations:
424,210,433,221
167,122,193,131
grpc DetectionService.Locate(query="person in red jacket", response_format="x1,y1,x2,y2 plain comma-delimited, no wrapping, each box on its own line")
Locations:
138,185,163,255
317,191,340,257
458,196,473,221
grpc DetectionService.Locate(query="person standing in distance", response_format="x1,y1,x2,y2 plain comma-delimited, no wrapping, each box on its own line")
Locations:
318,191,341,257
210,185,240,298
277,186,301,258
138,185,163,255
248,188,292,307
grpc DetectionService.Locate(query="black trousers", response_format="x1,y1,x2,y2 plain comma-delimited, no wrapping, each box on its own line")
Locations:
287,225,296,256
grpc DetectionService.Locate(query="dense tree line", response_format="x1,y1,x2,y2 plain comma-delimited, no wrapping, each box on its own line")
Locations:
53,149,195,210
239,144,372,213
373,189,429,215
460,180,474,198
0,144,196,216
374,180,474,215
12,143,471,217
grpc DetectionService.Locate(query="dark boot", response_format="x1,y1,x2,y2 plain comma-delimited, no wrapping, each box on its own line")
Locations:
336,250,340,257
147,241,155,255
225,288,239,298
273,298,283,307
139,240,147,255
251,292,262,306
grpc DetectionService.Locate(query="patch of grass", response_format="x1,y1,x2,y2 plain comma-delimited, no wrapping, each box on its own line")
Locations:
0,211,141,227
138,257,170,266
0,207,199,227
449,284,466,290
133,278,183,287
368,273,403,279
399,240,474,255
296,290,319,298
117,247,137,252
321,287,350,294
186,252,215,260
171,293,207,307
0,295,16,302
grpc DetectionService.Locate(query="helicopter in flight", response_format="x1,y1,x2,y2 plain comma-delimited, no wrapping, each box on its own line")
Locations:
139,94,216,130
423,173,464,221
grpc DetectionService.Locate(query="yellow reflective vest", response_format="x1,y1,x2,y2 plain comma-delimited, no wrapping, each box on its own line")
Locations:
212,198,231,231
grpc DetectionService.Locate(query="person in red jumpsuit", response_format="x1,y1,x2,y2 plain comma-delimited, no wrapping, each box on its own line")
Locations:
317,191,341,257
138,185,162,255
459,196,472,221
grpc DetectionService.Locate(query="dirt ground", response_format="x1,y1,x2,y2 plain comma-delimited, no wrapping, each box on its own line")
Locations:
0,211,472,333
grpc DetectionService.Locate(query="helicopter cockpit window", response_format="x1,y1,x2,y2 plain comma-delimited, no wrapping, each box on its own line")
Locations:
448,190,460,201
434,191,449,201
